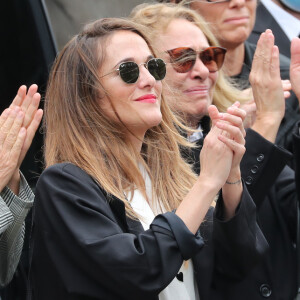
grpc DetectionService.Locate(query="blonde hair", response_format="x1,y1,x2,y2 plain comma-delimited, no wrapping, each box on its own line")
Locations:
130,2,250,112
44,17,197,218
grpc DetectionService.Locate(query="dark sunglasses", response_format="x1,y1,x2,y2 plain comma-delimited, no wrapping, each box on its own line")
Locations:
167,46,227,73
101,58,166,84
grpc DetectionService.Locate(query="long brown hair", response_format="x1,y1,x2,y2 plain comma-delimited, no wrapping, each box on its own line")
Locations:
130,3,251,112
44,18,197,218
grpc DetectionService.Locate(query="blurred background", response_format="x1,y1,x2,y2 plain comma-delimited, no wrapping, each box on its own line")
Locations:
0,0,147,188
45,0,146,50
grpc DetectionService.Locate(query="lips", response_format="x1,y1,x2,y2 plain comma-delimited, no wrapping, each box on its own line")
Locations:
134,94,157,103
224,16,249,24
184,86,209,94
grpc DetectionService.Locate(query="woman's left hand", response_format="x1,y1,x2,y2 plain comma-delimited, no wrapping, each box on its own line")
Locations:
208,103,246,219
209,103,246,172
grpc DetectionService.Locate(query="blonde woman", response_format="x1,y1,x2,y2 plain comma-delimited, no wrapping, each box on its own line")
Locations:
28,17,266,300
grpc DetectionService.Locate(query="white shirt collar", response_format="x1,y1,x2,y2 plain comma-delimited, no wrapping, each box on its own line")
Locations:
187,124,203,143
261,0,300,40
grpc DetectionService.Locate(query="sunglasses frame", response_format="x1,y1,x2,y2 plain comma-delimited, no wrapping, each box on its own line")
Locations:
167,46,227,73
101,58,166,84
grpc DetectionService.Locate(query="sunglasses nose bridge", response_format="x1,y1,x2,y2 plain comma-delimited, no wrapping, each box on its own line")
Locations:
138,62,157,84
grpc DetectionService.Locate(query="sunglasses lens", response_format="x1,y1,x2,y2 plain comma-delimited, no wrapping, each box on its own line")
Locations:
119,62,139,83
200,47,226,72
168,47,195,73
147,58,166,80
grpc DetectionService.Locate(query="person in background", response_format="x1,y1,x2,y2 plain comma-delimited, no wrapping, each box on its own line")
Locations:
131,2,299,299
249,0,300,59
0,84,43,288
163,0,300,155
28,17,267,300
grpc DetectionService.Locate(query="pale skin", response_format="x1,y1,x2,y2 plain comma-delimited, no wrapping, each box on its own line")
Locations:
0,85,43,194
249,29,286,143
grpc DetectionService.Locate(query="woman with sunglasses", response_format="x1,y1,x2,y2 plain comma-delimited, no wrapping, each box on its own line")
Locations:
132,2,299,300
173,0,300,155
28,17,267,300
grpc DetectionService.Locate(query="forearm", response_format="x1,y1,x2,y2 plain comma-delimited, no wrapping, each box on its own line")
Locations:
0,222,24,287
251,114,282,143
221,168,243,220
0,174,34,287
6,169,21,195
176,176,219,234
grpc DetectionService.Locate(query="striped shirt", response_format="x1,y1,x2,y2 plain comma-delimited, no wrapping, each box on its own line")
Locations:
0,174,34,287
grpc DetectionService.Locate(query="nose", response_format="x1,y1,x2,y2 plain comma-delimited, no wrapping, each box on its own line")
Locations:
228,0,247,7
137,64,156,89
189,56,209,81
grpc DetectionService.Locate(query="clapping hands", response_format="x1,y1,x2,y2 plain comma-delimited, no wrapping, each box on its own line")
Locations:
0,85,43,194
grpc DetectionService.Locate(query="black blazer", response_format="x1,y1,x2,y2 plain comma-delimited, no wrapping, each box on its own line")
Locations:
186,122,300,299
28,163,267,300
248,2,291,58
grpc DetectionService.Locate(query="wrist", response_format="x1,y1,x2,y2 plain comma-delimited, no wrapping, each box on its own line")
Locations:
252,115,282,143
7,169,21,195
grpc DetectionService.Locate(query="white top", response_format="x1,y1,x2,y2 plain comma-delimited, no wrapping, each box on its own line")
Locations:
261,0,300,40
128,167,200,300
187,124,203,143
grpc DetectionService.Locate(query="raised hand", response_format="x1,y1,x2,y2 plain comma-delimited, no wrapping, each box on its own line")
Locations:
1,85,43,194
10,85,43,168
249,29,285,142
290,37,300,105
240,79,291,128
0,107,26,192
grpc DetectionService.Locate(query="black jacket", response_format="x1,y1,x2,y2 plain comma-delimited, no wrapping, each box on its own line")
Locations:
248,2,291,59
185,121,300,299
28,163,267,300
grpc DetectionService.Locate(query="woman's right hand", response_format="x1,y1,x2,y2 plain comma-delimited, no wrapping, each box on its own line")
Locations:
249,29,285,142
176,104,246,233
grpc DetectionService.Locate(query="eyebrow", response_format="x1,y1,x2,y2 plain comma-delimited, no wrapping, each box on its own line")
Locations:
113,55,154,69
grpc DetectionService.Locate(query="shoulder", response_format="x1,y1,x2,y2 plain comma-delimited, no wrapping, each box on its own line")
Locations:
36,163,103,200
39,163,95,185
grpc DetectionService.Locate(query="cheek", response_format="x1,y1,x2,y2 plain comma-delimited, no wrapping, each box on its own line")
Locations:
165,68,188,91
248,5,257,29
208,72,218,95
155,81,163,99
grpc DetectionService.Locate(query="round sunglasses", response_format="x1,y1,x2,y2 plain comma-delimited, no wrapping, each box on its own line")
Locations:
167,46,227,73
101,58,166,84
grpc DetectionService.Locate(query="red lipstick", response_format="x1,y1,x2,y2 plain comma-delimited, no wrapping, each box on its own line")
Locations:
134,94,157,103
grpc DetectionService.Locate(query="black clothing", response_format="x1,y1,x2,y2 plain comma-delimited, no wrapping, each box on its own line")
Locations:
28,163,267,300
248,3,291,59
186,122,299,299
